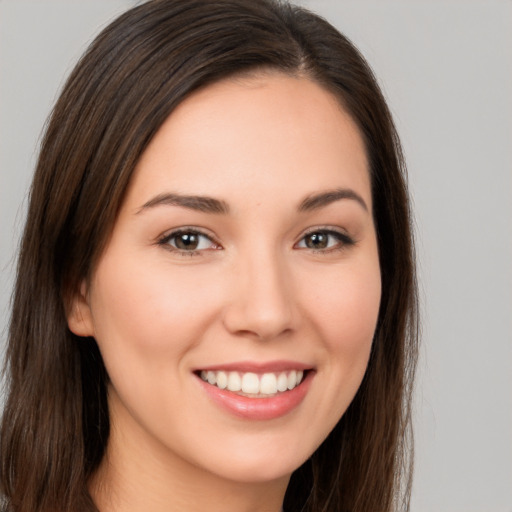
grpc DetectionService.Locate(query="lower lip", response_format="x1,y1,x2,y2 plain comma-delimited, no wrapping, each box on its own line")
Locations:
197,372,313,421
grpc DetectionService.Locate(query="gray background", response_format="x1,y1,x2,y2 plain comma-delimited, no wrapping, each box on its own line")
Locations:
1,1,511,511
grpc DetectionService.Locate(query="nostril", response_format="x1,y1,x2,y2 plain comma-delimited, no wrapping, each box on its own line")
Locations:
222,265,297,340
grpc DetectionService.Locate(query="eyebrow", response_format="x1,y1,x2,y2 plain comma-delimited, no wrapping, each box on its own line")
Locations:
137,187,367,216
137,193,229,214
298,188,368,213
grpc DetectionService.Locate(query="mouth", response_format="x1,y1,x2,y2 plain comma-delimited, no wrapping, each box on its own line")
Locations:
197,369,306,397
194,363,314,420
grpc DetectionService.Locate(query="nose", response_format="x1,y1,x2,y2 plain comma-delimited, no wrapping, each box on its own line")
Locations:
222,249,297,341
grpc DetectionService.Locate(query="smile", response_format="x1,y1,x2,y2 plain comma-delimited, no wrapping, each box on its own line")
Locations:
199,370,305,396
195,364,313,420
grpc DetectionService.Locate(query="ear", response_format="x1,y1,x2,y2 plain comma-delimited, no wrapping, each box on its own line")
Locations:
67,281,95,337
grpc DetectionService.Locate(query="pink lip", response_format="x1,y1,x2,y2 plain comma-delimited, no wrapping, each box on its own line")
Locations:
196,369,314,421
197,360,312,373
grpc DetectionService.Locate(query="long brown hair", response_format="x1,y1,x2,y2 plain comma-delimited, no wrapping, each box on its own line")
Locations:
0,1,418,511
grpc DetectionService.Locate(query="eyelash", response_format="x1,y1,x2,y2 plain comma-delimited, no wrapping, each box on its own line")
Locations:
157,227,355,256
157,228,220,257
295,227,356,254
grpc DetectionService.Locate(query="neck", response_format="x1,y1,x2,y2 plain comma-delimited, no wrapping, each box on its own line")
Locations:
89,403,289,512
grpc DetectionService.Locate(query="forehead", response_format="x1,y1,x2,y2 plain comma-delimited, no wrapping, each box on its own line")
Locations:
126,72,370,210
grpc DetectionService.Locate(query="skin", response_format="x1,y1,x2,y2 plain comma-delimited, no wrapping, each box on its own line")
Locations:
69,72,381,512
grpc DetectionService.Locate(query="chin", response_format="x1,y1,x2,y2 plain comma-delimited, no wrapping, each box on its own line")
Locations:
208,457,300,485
191,433,316,485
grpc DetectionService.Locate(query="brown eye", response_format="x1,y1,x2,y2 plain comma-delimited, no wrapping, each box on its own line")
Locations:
304,232,329,249
174,232,200,250
296,229,354,252
160,230,218,252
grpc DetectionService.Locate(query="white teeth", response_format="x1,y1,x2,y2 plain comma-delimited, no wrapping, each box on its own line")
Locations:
287,370,297,390
216,371,228,389
277,372,288,392
200,369,306,396
241,372,260,394
227,371,242,392
259,373,277,394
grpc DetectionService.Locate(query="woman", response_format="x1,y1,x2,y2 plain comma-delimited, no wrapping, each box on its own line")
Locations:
0,1,418,511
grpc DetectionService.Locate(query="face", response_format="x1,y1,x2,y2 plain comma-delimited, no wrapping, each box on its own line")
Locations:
69,73,381,486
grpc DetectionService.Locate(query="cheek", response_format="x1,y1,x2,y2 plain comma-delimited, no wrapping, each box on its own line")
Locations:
301,253,381,426
309,261,381,354
86,253,224,429
88,251,221,369
288,256,381,453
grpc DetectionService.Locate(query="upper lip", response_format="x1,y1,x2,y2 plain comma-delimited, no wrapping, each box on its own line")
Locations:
195,360,313,373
